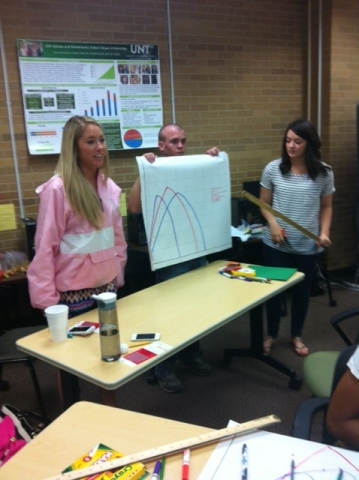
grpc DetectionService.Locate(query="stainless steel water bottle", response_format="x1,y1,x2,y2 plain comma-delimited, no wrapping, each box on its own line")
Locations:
92,292,121,362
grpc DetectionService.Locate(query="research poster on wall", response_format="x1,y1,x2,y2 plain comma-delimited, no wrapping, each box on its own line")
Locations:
17,40,163,155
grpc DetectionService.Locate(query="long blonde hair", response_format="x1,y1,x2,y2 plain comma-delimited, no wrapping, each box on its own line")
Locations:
55,116,110,229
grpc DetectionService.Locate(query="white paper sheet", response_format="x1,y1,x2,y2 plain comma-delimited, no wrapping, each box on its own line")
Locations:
198,422,359,479
136,152,232,270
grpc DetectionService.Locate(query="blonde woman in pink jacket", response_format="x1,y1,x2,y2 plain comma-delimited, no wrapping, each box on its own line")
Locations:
28,116,127,318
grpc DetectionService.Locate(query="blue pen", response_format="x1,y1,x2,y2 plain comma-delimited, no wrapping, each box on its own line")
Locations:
151,460,162,480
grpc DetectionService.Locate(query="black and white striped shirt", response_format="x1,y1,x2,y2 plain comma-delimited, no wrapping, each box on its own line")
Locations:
260,159,335,255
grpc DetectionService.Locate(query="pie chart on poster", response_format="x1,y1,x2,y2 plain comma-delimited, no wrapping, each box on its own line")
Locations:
124,129,143,148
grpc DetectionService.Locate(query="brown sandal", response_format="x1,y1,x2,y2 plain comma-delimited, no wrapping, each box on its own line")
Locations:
263,336,275,354
292,337,309,357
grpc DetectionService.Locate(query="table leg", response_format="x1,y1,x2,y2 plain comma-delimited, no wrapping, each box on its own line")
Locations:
59,370,80,409
223,304,303,389
99,388,117,407
59,372,116,408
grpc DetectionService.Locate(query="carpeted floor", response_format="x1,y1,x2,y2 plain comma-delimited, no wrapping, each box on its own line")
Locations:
1,275,359,442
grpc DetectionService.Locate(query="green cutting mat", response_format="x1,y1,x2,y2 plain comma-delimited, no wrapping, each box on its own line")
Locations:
248,265,297,281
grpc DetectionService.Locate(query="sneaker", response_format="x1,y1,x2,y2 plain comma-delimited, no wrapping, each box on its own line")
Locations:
183,357,212,376
157,373,184,393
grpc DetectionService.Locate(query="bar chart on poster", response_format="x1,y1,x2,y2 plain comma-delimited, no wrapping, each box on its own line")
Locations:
137,153,232,270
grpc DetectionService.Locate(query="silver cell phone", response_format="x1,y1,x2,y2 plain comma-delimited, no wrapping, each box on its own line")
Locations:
68,325,96,336
130,333,160,342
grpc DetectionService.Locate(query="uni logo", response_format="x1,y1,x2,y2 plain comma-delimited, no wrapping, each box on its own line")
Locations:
130,45,151,54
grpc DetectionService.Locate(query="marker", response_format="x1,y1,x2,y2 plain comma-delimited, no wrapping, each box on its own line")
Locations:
336,468,343,480
241,443,248,480
290,456,295,480
232,274,270,284
232,274,271,283
220,272,253,282
219,271,233,279
182,448,190,480
159,457,166,480
151,460,162,480
219,269,271,284
248,276,271,284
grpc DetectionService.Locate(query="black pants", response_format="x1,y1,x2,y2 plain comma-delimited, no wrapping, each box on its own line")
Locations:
264,244,319,338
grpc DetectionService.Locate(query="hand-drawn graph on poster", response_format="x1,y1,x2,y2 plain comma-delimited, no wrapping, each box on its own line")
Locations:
198,426,359,479
136,153,232,271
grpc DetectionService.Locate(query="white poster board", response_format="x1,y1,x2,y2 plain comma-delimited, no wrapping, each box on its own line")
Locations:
198,423,359,479
137,152,232,271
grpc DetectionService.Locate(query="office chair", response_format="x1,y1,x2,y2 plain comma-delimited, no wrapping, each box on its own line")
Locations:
330,307,359,346
302,350,340,398
292,344,356,444
0,326,47,420
301,307,359,400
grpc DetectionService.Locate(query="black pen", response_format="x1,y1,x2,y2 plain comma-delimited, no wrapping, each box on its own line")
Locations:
290,456,295,480
241,443,248,480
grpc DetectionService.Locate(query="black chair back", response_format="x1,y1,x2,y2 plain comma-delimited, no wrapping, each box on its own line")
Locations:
331,344,357,394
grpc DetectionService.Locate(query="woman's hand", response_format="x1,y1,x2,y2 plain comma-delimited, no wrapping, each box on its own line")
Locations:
317,234,332,249
269,222,286,245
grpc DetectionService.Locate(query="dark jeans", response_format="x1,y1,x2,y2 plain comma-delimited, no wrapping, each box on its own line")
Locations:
154,257,207,378
263,244,319,339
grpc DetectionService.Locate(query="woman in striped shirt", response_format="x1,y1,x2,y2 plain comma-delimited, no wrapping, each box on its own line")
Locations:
260,119,335,357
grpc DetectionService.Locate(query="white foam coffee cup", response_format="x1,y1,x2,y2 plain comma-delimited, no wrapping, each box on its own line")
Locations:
44,305,69,343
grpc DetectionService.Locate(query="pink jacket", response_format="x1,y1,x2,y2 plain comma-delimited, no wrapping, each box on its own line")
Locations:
27,174,127,310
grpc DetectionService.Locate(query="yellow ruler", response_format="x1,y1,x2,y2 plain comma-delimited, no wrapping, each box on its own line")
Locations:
43,414,280,480
240,190,320,242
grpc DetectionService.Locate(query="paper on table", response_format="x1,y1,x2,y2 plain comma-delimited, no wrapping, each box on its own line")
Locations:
120,341,172,367
198,421,359,479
